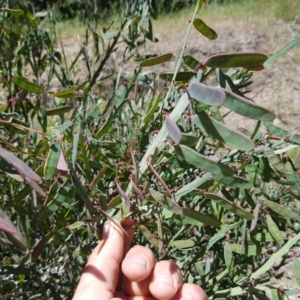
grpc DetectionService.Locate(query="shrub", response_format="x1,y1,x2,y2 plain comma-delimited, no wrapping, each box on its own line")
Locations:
1,0,300,299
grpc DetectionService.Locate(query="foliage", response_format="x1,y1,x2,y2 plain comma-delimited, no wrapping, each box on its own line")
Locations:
1,0,300,299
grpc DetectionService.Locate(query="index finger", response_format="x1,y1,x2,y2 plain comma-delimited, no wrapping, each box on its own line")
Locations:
73,220,135,300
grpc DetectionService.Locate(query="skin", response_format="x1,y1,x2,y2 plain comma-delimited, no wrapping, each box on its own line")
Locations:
73,220,208,300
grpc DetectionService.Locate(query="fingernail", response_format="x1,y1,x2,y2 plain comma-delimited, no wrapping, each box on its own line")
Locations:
126,254,147,268
103,221,115,239
154,271,174,287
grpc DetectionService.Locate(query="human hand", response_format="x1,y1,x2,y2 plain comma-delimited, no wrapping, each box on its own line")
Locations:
73,220,208,300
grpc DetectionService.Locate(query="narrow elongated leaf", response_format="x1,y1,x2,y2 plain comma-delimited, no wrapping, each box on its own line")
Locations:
291,134,300,145
204,193,254,220
0,209,27,251
266,200,300,221
11,76,43,94
230,244,267,256
251,232,300,280
183,55,200,70
175,144,234,177
254,232,287,242
139,225,165,253
214,175,253,189
223,89,275,121
224,242,233,271
182,207,222,227
25,176,46,197
285,161,300,196
293,258,300,286
196,0,203,12
49,87,78,98
179,133,199,147
193,18,218,40
266,215,284,246
149,189,182,214
175,173,214,200
264,146,285,174
204,52,268,69
160,71,196,82
264,36,300,67
4,8,24,16
44,143,61,180
264,122,289,138
66,221,86,230
141,53,173,67
38,185,70,220
206,221,243,252
0,215,18,234
188,82,226,106
0,147,41,182
165,116,181,144
170,238,196,249
46,106,75,116
192,112,254,151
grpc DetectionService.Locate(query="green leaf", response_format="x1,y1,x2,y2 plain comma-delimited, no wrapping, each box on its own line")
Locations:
188,82,226,106
11,76,43,94
193,18,218,40
160,71,196,82
264,146,285,174
196,0,203,12
44,143,61,180
149,189,182,214
266,215,284,246
175,173,214,200
139,224,165,253
264,36,300,67
223,89,275,121
66,221,86,230
285,161,300,196
206,221,243,251
183,55,200,70
4,8,24,16
141,53,173,67
293,258,300,286
251,232,300,280
204,52,268,69
46,106,75,116
204,193,254,220
192,112,255,151
48,88,78,98
38,184,70,220
175,144,234,177
214,174,253,189
230,244,267,256
179,133,199,147
254,232,287,242
170,238,196,249
264,122,290,138
291,134,300,145
224,242,234,271
182,207,222,227
266,200,300,221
